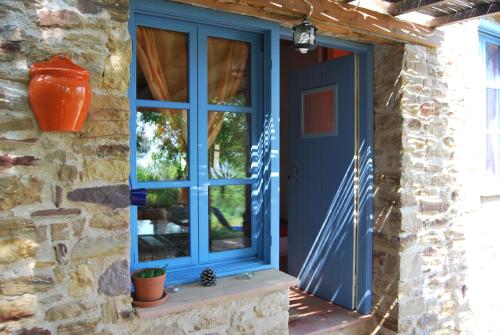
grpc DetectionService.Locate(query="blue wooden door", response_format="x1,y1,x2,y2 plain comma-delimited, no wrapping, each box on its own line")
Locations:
287,55,355,309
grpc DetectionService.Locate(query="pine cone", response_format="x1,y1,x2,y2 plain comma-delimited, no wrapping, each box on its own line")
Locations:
200,268,217,286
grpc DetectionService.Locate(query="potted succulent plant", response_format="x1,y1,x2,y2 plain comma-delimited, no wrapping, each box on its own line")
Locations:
132,267,167,304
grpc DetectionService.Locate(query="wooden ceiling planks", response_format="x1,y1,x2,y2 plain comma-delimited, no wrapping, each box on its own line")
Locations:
429,1,500,27
170,0,443,47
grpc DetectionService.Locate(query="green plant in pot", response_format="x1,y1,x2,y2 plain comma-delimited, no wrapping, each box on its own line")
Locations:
132,267,167,302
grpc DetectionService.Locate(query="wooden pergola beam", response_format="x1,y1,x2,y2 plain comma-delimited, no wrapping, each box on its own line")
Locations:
388,0,449,16
171,0,443,47
430,2,500,27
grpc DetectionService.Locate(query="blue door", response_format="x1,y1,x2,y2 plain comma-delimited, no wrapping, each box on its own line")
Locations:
287,55,355,309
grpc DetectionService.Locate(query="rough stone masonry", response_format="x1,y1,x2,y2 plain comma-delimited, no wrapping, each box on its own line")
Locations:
0,0,478,334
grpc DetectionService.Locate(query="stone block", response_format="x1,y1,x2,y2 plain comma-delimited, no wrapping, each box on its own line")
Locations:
0,239,37,264
0,154,37,166
0,176,42,211
98,260,130,296
70,233,128,261
36,225,48,242
0,275,54,296
101,298,118,324
0,79,29,110
254,291,288,317
51,223,70,240
72,218,86,237
83,158,129,182
97,144,129,158
58,165,79,182
37,9,84,27
0,295,34,322
67,184,129,209
16,328,51,335
90,210,129,231
0,216,35,236
57,320,99,335
31,208,81,218
69,264,94,297
45,302,92,321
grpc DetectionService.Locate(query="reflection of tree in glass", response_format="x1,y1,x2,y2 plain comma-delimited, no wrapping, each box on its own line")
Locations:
137,109,187,181
209,112,249,179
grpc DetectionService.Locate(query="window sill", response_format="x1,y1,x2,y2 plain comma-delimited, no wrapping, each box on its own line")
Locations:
134,269,298,319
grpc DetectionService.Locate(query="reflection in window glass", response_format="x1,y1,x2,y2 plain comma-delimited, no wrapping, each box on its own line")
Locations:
209,185,251,252
208,112,250,179
136,108,188,181
137,188,190,261
486,42,500,83
136,26,188,102
486,135,500,176
208,37,250,106
487,88,500,129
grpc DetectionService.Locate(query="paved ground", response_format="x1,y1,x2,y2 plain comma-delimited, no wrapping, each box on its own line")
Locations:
464,199,500,335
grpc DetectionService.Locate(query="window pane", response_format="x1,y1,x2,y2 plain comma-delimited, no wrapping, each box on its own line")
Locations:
209,185,251,252
138,188,190,261
136,26,188,102
302,87,336,136
486,88,500,130
136,108,188,181
208,112,250,179
487,134,500,176
486,42,500,83
208,37,250,106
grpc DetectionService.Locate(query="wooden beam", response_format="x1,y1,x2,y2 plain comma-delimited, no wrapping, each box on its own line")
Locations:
388,0,449,16
170,0,443,47
431,2,500,27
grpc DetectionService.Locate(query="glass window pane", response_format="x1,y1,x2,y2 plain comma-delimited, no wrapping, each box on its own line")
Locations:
302,87,336,136
209,185,251,252
486,88,500,130
138,188,190,261
208,112,250,179
487,134,500,176
136,26,188,102
486,42,500,83
208,37,250,106
136,108,188,181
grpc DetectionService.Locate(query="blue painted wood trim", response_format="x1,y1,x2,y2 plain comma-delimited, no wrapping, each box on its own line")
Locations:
356,47,374,315
268,27,281,269
479,19,500,39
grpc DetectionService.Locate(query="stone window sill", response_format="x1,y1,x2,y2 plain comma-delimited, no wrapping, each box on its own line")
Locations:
134,269,299,319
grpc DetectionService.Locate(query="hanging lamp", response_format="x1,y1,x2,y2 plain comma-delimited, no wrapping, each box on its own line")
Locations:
292,0,317,54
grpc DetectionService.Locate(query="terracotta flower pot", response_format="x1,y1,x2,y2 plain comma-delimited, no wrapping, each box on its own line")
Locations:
132,271,166,302
28,55,91,132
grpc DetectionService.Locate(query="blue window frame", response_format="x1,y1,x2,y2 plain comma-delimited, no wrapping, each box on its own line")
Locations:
129,0,281,284
480,21,500,180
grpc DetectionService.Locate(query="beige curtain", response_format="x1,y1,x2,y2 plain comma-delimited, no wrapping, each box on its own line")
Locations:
136,27,249,203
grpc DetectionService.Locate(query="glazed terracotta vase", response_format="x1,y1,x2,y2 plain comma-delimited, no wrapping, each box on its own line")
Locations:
132,272,166,302
28,55,91,132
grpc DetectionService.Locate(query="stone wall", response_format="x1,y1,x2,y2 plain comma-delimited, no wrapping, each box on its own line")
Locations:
371,24,480,333
0,1,291,334
372,43,405,333
0,0,134,334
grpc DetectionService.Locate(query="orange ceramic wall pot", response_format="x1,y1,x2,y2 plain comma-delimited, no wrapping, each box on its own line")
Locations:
28,55,91,132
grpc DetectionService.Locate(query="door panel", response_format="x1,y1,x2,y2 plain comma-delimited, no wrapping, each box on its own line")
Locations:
287,55,355,309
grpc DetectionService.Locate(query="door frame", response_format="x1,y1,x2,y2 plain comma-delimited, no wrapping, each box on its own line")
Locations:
280,29,374,314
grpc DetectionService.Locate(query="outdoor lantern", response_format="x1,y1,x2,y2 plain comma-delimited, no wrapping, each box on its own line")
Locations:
293,18,317,54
